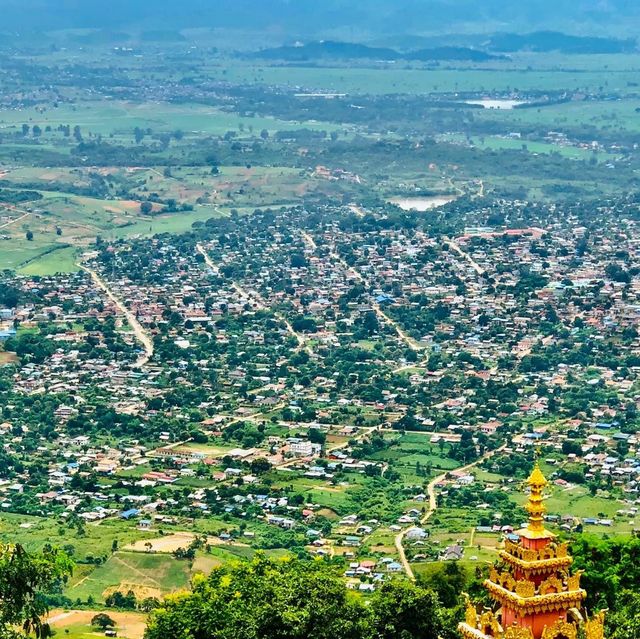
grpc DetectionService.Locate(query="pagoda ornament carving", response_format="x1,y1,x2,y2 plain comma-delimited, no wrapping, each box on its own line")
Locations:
584,611,606,639
459,463,609,639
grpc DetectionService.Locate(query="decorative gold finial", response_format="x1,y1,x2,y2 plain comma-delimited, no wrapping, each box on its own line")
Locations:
541,620,577,639
584,611,606,639
463,595,477,628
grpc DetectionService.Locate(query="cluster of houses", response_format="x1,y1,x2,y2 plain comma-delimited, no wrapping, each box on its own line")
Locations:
2,199,640,585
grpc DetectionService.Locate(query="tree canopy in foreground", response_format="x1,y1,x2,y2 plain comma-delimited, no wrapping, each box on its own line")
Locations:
145,555,450,639
0,543,73,639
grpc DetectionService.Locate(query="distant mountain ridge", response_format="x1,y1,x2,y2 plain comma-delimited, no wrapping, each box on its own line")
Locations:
1,0,640,37
488,31,636,54
252,41,502,62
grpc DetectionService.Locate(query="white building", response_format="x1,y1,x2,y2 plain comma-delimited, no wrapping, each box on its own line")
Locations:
289,440,322,457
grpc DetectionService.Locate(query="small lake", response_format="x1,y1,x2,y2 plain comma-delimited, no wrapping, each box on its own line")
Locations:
389,196,456,211
465,99,527,110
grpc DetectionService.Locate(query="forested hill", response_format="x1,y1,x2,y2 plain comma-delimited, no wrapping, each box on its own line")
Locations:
2,0,640,36
252,42,502,62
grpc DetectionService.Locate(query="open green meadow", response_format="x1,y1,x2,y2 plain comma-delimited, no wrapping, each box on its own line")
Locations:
18,245,79,274
440,133,601,161
2,512,154,557
0,161,346,273
0,101,346,140
271,472,359,511
201,57,640,95
369,434,461,483
512,483,637,535
477,98,640,134
0,237,63,271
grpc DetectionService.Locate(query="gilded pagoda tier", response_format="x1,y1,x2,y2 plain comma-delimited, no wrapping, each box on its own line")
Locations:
460,608,606,639
500,540,573,574
484,568,586,614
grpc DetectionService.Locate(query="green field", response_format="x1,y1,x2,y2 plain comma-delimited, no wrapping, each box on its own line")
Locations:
18,245,79,274
0,161,343,272
0,101,347,139
477,98,640,133
200,58,640,95
0,237,59,270
512,484,637,535
0,201,223,274
369,435,461,484
0,513,153,558
272,473,357,511
66,551,192,603
440,133,601,161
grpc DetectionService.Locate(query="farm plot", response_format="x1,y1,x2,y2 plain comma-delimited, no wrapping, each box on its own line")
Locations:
66,551,192,603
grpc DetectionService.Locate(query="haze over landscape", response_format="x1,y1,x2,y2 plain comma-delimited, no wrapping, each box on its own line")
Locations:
1,2,640,639
4,0,640,36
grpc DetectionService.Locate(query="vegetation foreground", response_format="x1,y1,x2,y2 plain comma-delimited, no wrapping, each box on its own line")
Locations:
2,536,640,639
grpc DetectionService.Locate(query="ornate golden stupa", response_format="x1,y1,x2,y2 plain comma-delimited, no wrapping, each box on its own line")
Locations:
459,463,606,639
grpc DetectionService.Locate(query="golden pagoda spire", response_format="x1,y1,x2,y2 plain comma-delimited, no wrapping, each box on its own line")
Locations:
459,452,608,639
523,460,550,538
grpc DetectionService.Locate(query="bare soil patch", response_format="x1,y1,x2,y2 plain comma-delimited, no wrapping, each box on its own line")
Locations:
48,609,147,639
192,556,222,575
124,532,247,554
316,508,339,519
103,583,162,601
0,352,18,365
124,532,197,553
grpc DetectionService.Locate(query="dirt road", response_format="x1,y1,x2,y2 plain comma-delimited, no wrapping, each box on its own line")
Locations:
0,210,30,229
394,444,506,579
197,243,312,354
80,264,154,367
445,237,485,276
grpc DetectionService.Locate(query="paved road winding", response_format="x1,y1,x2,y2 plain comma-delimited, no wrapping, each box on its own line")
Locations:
394,444,506,580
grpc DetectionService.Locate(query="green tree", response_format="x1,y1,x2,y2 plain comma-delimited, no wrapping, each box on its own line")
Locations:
308,428,326,445
249,457,272,475
140,597,160,613
369,580,444,639
0,544,73,639
145,556,452,639
571,534,640,611
91,613,116,630
419,561,467,608
145,555,367,639
140,201,154,215
607,590,640,639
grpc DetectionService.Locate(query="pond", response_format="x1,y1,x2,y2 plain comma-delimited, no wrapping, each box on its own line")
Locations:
388,195,456,211
465,99,528,110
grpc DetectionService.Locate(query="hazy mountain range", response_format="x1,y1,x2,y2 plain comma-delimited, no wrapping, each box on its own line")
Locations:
1,0,640,38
